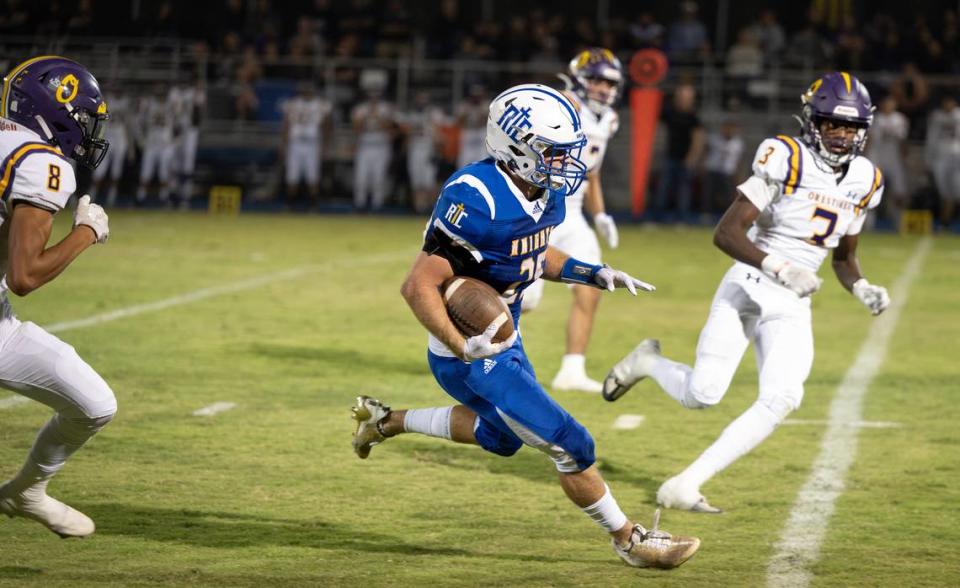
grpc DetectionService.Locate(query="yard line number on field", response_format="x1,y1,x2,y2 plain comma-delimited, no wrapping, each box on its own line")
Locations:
766,236,932,588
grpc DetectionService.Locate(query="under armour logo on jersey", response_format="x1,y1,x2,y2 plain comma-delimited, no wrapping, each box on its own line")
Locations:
745,272,761,284
444,202,469,228
497,103,533,142
483,358,497,374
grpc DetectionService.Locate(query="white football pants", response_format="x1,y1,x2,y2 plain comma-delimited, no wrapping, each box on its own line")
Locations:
353,145,392,210
286,140,321,187
650,262,814,487
0,303,116,491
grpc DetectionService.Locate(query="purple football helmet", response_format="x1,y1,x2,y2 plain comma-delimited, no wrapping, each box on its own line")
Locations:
566,48,624,116
799,72,874,167
1,56,109,169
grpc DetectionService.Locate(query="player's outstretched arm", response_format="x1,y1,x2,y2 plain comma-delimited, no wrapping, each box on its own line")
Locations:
400,252,468,357
542,246,655,294
832,234,890,315
6,200,102,297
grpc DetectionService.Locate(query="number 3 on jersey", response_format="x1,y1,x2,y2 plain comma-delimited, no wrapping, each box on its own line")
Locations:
47,164,61,191
809,206,838,246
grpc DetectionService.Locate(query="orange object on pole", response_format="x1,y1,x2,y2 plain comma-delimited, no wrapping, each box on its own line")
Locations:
630,88,663,217
627,49,668,218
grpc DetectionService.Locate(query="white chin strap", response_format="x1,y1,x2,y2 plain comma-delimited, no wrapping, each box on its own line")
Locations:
34,115,55,142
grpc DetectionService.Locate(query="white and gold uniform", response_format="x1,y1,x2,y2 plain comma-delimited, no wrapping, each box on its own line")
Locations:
0,117,116,427
521,92,619,310
282,95,331,188
682,134,883,412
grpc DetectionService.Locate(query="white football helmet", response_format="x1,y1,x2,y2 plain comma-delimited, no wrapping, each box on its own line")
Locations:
485,84,587,195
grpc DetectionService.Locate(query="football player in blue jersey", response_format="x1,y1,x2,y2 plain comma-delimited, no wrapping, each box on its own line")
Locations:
351,84,700,569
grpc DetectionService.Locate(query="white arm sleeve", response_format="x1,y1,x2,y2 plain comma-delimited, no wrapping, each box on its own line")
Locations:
7,152,75,213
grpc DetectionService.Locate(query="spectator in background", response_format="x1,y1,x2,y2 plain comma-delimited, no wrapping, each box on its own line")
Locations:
66,0,96,36
629,11,664,49
785,8,832,69
378,0,412,58
0,0,30,35
351,70,396,211
400,91,445,214
288,15,323,64
701,119,743,220
750,10,785,65
889,62,930,139
653,83,704,223
866,95,910,221
725,29,764,91
926,93,960,228
666,1,710,65
455,84,489,168
281,83,332,209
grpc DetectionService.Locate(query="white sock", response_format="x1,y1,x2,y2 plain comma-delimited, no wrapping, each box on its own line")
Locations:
403,407,453,440
680,400,780,488
650,356,693,405
7,414,92,496
559,354,586,373
581,484,628,533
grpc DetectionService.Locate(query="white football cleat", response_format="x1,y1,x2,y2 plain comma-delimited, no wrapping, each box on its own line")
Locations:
351,395,391,459
602,339,661,402
612,509,701,568
657,476,722,514
551,370,603,394
0,481,95,538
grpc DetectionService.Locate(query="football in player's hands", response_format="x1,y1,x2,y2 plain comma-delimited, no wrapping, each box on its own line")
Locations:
441,276,515,344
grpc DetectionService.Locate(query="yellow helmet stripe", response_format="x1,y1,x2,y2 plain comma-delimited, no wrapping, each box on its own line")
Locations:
840,71,852,94
1,55,68,117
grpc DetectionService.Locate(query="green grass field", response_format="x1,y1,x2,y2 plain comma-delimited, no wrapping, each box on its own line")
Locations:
0,212,958,587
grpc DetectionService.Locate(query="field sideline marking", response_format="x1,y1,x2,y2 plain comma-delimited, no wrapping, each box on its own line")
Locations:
43,251,409,334
193,402,237,417
0,395,30,410
766,236,932,588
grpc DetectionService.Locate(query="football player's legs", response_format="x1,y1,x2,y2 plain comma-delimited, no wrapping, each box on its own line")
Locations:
352,148,371,208
651,282,752,408
562,225,602,355
371,147,391,210
304,144,320,197
0,320,116,493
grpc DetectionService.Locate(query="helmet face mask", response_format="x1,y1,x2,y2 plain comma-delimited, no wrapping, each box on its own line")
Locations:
568,48,623,116
2,56,111,169
486,84,588,196
799,72,874,167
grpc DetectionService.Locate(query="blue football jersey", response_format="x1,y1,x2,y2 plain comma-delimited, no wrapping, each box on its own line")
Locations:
423,158,568,326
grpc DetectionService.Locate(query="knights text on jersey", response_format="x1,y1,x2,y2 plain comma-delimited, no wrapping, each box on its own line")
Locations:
0,117,76,215
422,158,567,355
737,135,883,272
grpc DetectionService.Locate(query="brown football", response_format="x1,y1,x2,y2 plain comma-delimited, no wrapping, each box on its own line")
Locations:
441,276,515,343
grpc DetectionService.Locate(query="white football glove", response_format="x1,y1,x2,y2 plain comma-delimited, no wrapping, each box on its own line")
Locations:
852,278,890,315
462,319,518,362
73,195,109,244
594,265,656,295
761,255,822,298
593,212,619,249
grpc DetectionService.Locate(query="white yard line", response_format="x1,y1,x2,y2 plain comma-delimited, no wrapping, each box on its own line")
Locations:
0,395,30,410
766,237,932,588
783,418,903,429
43,251,408,334
192,402,237,417
612,414,645,430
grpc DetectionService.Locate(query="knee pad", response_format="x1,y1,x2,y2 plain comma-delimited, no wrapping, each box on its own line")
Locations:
758,393,799,423
681,386,719,410
497,409,595,472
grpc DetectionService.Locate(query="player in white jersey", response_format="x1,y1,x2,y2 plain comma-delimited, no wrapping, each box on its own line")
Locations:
169,80,206,208
866,95,908,219
92,88,131,207
281,84,331,208
521,48,623,393
603,72,891,512
135,88,175,204
455,84,489,168
399,90,444,214
351,78,396,211
925,94,960,227
0,57,114,538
